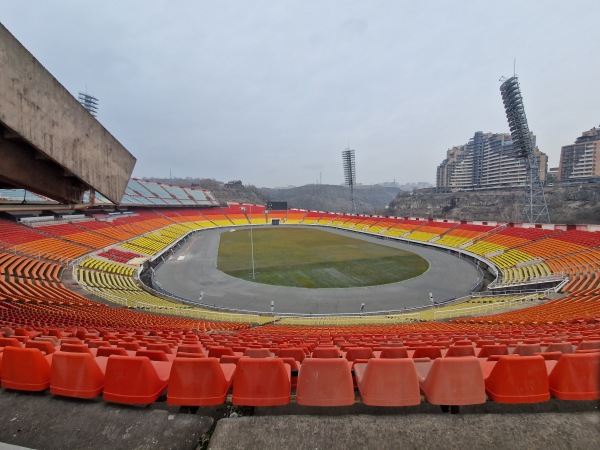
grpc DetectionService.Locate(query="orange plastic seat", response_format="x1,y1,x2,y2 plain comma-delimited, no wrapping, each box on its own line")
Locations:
548,352,600,400
50,351,106,398
167,357,236,406
483,355,550,403
1,346,52,391
232,358,291,406
311,347,341,358
379,347,408,358
103,356,171,405
296,358,355,406
354,359,421,406
419,357,486,407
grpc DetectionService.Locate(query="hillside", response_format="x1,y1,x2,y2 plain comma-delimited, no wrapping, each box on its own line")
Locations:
261,184,402,214
388,183,600,225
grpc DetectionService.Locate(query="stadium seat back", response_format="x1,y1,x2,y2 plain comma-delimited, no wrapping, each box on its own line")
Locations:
420,356,486,406
50,351,105,399
167,357,236,406
548,352,600,400
379,347,409,358
232,358,291,406
1,346,51,391
296,358,354,406
484,355,550,403
103,356,170,405
355,359,421,406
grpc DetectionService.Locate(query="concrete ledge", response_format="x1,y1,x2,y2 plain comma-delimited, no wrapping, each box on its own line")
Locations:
0,391,213,450
209,411,600,450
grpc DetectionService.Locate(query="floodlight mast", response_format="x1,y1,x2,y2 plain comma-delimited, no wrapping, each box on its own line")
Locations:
499,75,550,224
342,145,356,214
78,92,99,117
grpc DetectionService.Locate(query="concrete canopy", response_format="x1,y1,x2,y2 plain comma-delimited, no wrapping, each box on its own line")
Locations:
0,22,136,205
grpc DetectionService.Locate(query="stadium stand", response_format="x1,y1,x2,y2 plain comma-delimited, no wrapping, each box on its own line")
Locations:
0,198,598,422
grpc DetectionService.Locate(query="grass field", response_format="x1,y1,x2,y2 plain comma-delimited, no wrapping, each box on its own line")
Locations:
217,228,429,288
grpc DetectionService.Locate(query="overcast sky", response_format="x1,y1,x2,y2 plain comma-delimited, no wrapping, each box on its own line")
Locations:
2,1,598,188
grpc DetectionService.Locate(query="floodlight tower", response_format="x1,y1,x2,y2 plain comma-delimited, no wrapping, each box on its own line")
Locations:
342,144,356,214
78,92,99,117
500,75,550,224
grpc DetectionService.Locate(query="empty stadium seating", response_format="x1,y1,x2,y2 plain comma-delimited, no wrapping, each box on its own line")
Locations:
0,204,599,412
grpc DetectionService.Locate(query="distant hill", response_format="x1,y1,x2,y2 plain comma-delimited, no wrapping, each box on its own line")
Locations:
261,184,403,215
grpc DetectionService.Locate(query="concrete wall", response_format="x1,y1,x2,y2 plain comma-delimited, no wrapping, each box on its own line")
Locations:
0,22,136,204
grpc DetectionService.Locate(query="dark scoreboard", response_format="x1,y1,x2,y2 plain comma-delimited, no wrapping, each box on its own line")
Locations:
266,201,288,211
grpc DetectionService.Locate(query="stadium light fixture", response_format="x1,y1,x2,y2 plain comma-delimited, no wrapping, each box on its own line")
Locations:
342,144,356,214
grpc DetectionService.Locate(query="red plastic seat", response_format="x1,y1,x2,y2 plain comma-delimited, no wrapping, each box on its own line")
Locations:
243,348,273,358
477,344,509,358
576,340,600,351
147,343,174,354
545,342,574,354
232,358,291,406
419,357,486,407
548,352,600,400
176,344,203,355
136,349,170,362
0,337,22,349
311,347,341,358
103,356,170,405
219,355,243,365
116,341,140,352
482,355,550,403
379,347,409,358
96,346,128,357
445,345,476,357
296,358,355,406
512,343,542,356
25,340,56,355
167,357,236,406
50,352,107,399
413,346,443,360
276,348,306,363
207,346,235,358
354,359,421,406
59,343,93,354
1,346,52,391
344,347,375,361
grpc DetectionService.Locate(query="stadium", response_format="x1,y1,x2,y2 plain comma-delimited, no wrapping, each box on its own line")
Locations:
1,18,599,450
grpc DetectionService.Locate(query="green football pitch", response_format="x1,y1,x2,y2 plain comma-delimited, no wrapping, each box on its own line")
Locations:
217,227,429,288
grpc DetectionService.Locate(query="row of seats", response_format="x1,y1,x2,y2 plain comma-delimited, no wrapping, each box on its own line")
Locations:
1,345,597,408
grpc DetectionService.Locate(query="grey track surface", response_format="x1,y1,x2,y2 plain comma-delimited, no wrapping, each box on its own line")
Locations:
154,226,481,314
